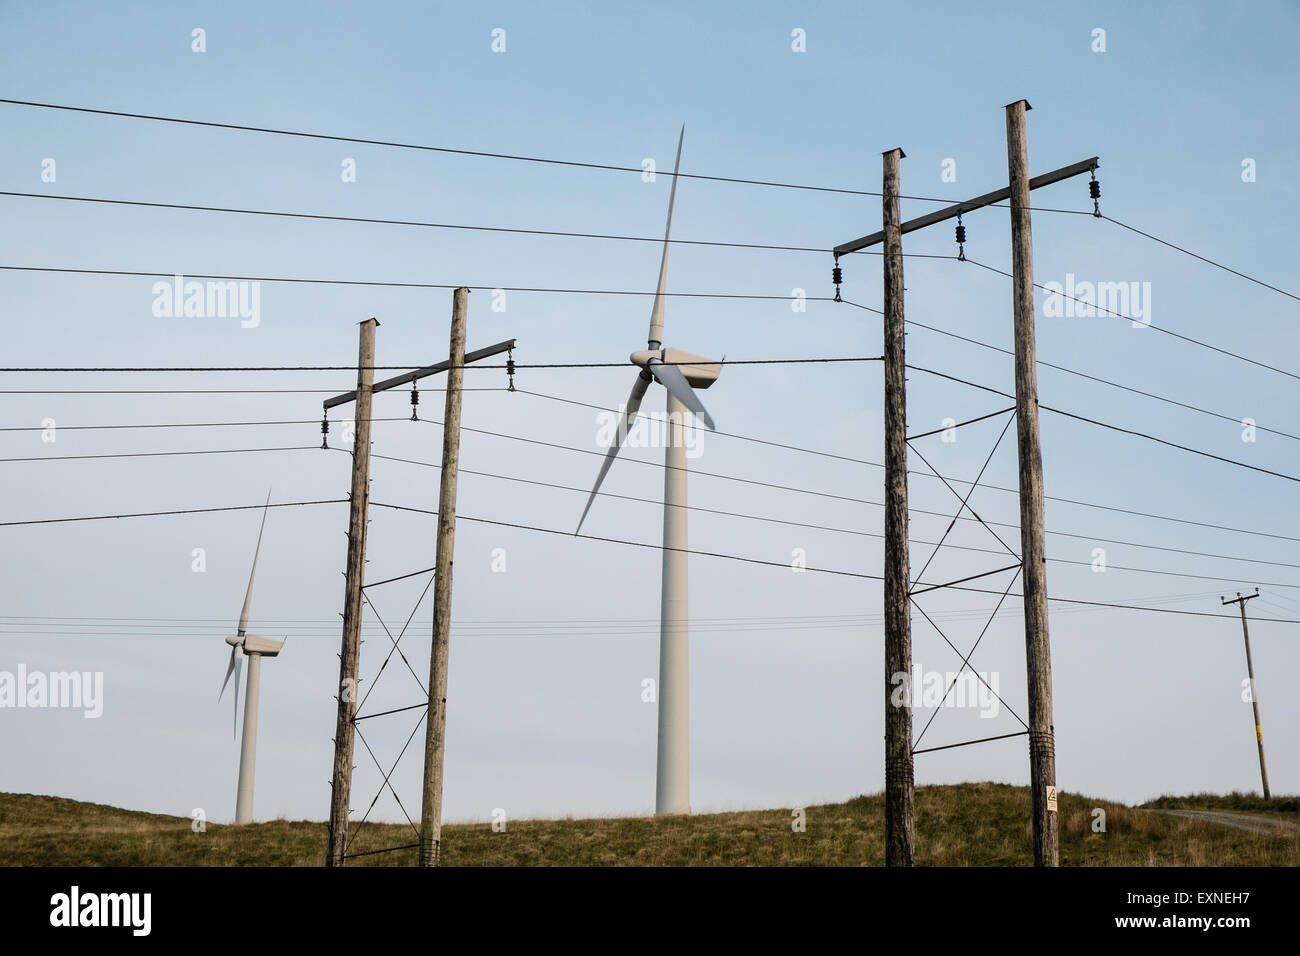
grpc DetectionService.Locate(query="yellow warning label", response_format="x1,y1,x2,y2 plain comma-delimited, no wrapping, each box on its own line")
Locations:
1257,725,1263,742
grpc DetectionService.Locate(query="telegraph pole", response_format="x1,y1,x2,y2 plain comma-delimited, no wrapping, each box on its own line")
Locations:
419,287,469,867
1222,589,1270,799
321,307,513,866
833,101,1095,868
881,147,915,867
1006,99,1058,867
327,317,378,867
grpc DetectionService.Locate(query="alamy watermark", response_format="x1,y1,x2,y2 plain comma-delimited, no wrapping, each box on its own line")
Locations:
595,407,705,458
151,274,260,328
0,665,104,718
889,664,1001,719
50,886,150,936
1040,273,1151,327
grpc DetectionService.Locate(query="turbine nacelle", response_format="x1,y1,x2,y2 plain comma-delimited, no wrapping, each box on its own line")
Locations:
228,634,284,657
630,347,722,390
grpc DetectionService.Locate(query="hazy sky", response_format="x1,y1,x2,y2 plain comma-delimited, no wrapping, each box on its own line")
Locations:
2,1,1298,829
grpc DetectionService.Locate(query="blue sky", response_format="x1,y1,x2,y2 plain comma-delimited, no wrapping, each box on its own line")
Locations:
1,1,1298,828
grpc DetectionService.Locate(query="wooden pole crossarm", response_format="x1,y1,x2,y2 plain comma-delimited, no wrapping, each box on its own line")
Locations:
832,157,1099,257
1221,588,1260,607
323,337,516,410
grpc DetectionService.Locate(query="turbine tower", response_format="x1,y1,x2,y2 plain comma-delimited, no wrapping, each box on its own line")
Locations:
576,126,720,815
218,492,284,825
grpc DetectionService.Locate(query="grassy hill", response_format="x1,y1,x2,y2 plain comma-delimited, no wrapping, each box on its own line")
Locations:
2,782,1297,866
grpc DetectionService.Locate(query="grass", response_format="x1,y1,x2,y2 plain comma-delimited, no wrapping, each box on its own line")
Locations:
2,783,1297,866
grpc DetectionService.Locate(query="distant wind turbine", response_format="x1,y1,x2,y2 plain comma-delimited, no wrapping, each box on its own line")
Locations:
575,126,721,815
218,491,284,825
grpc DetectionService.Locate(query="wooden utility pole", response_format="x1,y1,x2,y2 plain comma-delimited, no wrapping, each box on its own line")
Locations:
834,102,1095,869
1005,99,1059,867
881,147,915,867
327,317,379,867
1222,589,1270,799
418,287,469,867
321,310,512,866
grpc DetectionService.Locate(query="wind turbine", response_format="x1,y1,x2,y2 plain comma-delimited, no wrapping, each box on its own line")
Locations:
218,492,284,825
575,126,721,815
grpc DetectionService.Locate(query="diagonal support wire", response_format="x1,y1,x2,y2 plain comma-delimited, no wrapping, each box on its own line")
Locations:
344,841,422,861
363,565,436,590
345,708,427,855
909,588,1029,738
910,562,1021,597
909,408,1019,582
913,730,1029,756
907,411,1021,568
354,702,426,722
356,574,434,715
912,566,1024,750
907,405,1016,442
354,720,422,836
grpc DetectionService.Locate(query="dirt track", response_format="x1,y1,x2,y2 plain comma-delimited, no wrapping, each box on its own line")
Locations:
1147,809,1300,835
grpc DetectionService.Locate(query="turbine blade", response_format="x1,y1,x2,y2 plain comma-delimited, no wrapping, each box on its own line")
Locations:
237,489,272,636
650,359,716,431
575,371,652,533
647,124,685,348
219,644,237,700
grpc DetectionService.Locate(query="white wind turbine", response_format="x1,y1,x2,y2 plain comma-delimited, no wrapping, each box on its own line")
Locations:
575,126,721,815
218,492,284,825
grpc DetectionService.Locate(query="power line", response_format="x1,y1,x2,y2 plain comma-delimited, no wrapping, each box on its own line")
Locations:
1043,404,1300,486
18,394,1283,566
0,263,858,303
896,313,1300,444
371,449,879,539
370,500,1300,625
0,611,886,625
5,380,885,475
0,99,1103,219
0,97,955,201
3,292,1284,538
0,387,509,395
374,448,1300,592
1102,215,1300,304
11,388,1300,561
0,189,951,259
418,418,878,506
984,517,1300,573
7,354,1297,573
0,619,929,638
0,592,1255,638
0,355,880,374
10,430,1293,577
374,500,874,581
0,445,318,464
906,363,1300,486
509,381,1300,551
514,388,877,466
0,609,1007,635
1,485,1291,624
5,603,1097,633
0,418,411,432
938,473,1300,549
0,498,344,527
962,257,1300,385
